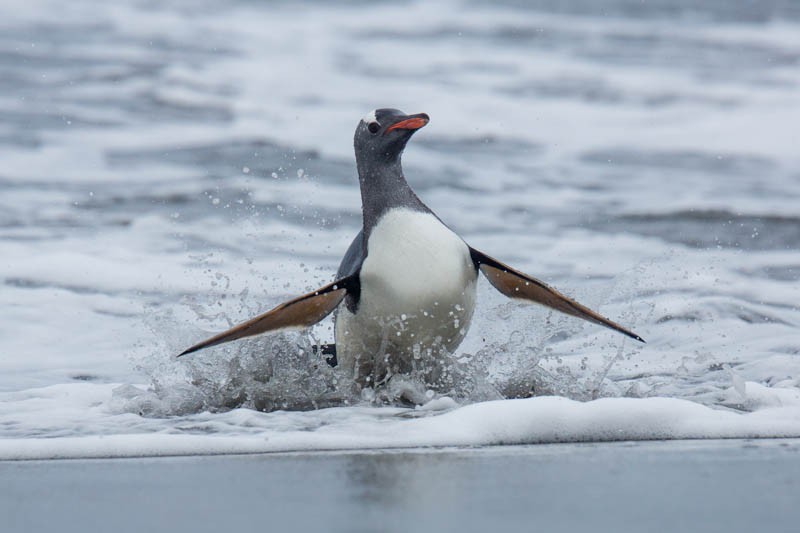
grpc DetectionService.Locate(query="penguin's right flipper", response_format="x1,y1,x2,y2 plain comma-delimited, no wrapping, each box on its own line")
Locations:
178,275,358,357
469,247,644,343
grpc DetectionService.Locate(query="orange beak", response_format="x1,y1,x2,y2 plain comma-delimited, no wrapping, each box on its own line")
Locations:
384,116,429,135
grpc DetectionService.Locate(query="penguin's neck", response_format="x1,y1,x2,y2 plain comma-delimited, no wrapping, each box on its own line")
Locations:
357,156,427,239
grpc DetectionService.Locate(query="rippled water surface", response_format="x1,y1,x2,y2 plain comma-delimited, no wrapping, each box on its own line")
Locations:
2,0,800,456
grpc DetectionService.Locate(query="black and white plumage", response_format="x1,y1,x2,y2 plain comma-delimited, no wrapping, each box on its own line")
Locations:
179,108,644,390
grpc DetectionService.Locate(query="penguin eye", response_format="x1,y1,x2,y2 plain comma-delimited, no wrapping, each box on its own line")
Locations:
367,122,380,134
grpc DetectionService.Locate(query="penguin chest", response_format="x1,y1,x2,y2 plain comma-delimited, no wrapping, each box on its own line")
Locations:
336,209,478,366
361,209,476,318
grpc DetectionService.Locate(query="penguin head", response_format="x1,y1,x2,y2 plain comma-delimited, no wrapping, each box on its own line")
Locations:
354,108,429,166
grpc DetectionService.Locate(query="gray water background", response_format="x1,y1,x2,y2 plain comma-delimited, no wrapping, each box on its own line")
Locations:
1,0,799,419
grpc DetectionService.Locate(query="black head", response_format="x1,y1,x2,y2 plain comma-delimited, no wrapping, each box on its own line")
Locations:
353,108,429,167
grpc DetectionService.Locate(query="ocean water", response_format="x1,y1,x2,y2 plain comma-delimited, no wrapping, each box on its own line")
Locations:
2,0,800,459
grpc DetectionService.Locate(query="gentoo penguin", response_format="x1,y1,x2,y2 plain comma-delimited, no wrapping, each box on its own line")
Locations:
179,108,644,391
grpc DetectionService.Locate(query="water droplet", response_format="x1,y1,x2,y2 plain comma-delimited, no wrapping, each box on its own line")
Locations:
508,330,525,348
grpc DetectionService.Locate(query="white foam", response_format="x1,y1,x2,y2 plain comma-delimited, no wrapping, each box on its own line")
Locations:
0,383,798,460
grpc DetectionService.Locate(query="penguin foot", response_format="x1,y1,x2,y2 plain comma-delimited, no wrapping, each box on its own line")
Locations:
312,343,338,367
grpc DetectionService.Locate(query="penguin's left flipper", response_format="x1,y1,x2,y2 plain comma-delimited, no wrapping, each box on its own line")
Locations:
469,247,645,343
178,275,357,357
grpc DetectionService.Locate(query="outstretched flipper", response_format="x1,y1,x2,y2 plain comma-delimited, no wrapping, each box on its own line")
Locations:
469,248,644,343
178,275,358,357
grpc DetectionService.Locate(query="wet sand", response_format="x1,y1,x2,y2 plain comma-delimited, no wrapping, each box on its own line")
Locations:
3,439,798,533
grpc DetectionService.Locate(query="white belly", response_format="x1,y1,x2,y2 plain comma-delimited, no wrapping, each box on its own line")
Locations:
335,209,478,388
